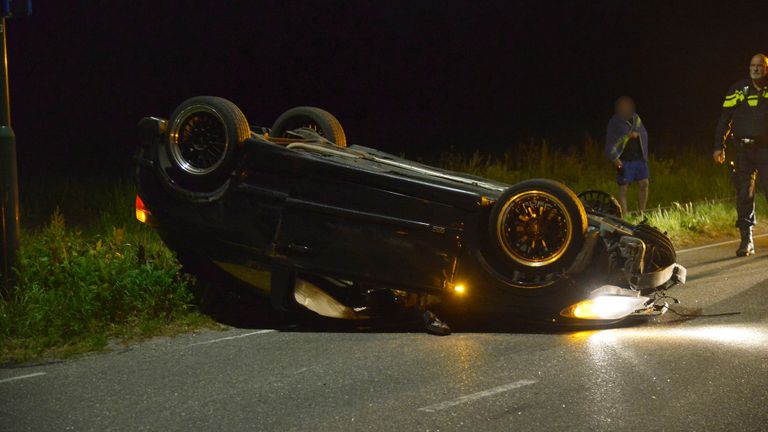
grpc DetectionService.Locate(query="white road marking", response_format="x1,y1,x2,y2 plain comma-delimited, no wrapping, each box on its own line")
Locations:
189,329,276,346
417,379,537,413
0,372,46,384
677,234,768,254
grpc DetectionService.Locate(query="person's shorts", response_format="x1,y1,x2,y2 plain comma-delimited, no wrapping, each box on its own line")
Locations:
617,160,649,185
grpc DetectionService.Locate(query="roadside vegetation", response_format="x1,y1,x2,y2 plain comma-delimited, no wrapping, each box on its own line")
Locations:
1,138,761,363
440,138,733,209
439,137,762,245
0,180,214,364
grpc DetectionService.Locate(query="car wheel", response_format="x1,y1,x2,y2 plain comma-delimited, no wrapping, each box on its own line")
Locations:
270,106,347,147
487,179,587,276
162,96,250,197
633,223,676,269
578,190,623,217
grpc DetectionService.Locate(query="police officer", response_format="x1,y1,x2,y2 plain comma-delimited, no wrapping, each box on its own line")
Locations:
714,54,768,256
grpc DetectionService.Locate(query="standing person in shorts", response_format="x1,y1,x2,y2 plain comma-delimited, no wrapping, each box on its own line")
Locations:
605,96,649,215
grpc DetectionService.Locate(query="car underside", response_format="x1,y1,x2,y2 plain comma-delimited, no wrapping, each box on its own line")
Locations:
134,96,686,334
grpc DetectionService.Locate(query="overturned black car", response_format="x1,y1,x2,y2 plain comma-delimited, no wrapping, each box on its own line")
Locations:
134,96,686,331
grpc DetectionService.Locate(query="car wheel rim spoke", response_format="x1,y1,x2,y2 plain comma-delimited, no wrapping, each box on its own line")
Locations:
169,106,229,175
498,191,573,266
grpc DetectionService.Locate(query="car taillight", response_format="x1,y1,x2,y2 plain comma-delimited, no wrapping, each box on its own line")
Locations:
135,194,152,224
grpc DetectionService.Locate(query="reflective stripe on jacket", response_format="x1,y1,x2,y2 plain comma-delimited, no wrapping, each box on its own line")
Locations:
715,79,768,150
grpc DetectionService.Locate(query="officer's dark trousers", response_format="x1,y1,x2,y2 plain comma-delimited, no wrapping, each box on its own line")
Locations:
734,148,768,229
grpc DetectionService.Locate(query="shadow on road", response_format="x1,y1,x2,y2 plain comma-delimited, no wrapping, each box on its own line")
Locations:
194,278,671,337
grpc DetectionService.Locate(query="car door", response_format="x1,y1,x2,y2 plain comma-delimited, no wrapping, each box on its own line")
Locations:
273,161,466,291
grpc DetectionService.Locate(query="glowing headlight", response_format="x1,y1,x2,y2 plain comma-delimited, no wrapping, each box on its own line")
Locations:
561,295,648,320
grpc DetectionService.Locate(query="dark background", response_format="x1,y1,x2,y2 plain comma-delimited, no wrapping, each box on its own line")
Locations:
7,0,767,178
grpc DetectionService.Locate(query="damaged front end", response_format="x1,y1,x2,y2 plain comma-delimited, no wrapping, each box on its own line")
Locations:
561,214,687,322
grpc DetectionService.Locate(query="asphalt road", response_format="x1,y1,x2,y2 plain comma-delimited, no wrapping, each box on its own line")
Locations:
3,236,768,431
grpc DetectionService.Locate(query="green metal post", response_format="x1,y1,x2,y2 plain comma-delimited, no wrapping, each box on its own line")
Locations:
0,16,19,297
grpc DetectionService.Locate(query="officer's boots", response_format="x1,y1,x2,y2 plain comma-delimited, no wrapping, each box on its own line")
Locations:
737,227,755,257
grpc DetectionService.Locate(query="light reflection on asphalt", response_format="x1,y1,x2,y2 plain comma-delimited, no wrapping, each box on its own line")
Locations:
578,328,631,427
446,336,484,387
558,322,768,427
570,324,768,349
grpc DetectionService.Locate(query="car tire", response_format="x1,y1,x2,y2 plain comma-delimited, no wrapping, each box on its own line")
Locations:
270,106,347,147
162,96,250,198
486,179,588,277
633,223,676,269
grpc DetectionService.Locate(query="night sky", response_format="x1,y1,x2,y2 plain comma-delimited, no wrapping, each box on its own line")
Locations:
7,0,768,178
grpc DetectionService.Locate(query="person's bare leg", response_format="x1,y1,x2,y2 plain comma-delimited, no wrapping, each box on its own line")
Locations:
618,184,628,215
638,179,649,212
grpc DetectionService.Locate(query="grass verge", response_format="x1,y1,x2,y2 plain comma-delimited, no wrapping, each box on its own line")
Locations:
0,181,217,365
627,198,767,246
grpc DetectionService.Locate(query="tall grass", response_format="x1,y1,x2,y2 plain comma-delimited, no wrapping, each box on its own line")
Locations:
439,137,762,244
439,137,734,208
0,179,208,363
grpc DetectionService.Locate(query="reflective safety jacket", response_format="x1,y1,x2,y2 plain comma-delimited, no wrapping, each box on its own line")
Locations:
714,79,768,150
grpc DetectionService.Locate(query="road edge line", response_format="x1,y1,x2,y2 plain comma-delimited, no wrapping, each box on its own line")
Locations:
417,379,537,413
0,372,46,384
189,329,276,347
677,233,768,254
